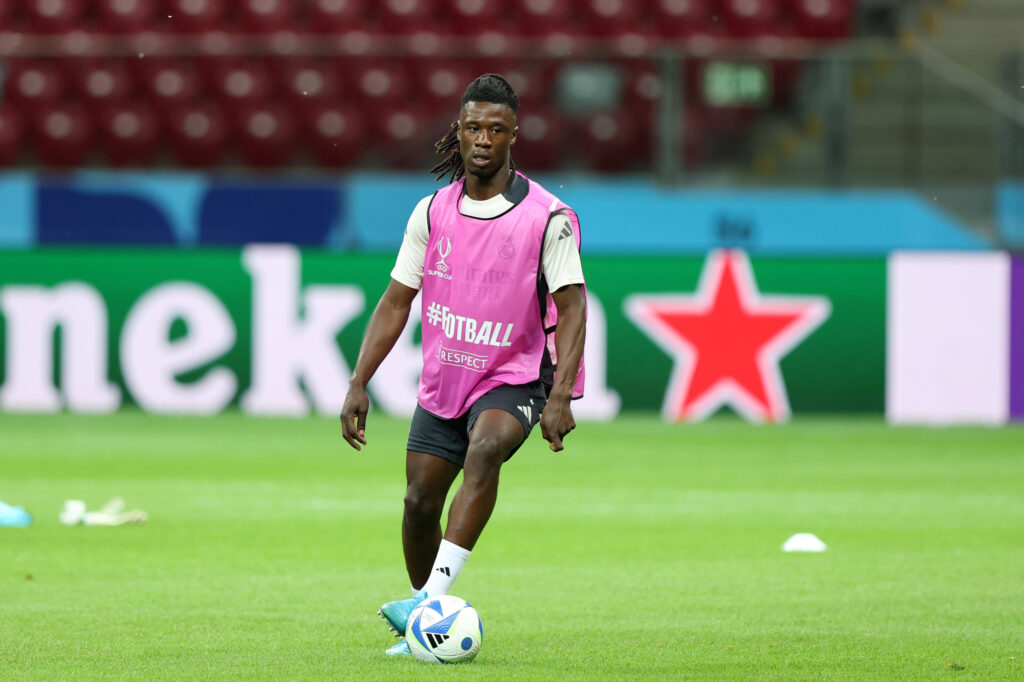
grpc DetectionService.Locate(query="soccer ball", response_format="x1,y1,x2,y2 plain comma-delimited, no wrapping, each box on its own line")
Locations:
405,594,482,664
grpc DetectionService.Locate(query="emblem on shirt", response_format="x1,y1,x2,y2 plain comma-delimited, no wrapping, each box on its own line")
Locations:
436,345,488,372
498,234,516,260
436,237,452,273
557,219,573,241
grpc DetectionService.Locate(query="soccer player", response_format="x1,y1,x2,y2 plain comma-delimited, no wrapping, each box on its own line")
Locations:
338,74,587,657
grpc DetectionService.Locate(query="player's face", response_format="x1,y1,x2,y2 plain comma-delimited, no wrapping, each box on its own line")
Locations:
458,102,517,181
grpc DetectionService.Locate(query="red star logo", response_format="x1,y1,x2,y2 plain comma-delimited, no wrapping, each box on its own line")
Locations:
625,250,831,423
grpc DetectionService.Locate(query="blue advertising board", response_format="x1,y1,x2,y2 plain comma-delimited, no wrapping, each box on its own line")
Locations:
0,171,990,253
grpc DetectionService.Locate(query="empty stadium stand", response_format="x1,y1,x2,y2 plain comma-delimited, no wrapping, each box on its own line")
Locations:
0,0,857,170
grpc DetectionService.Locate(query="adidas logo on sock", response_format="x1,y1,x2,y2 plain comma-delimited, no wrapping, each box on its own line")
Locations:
435,566,451,576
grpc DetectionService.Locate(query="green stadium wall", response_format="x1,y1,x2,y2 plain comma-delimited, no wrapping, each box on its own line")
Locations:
0,246,886,420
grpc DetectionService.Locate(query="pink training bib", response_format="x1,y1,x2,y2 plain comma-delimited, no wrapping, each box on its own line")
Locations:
418,171,585,418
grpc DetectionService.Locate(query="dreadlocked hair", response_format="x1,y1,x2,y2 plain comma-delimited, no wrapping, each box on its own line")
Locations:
430,120,462,182
430,73,519,183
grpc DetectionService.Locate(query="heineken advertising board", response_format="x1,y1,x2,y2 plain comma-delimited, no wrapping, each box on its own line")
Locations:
0,246,886,421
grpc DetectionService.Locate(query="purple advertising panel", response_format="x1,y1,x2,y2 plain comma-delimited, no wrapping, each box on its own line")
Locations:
1011,257,1024,420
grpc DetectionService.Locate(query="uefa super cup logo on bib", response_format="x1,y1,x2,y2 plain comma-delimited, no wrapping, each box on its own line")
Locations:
436,237,452,273
426,237,453,281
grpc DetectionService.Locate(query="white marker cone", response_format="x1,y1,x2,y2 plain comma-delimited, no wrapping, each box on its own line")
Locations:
782,533,827,552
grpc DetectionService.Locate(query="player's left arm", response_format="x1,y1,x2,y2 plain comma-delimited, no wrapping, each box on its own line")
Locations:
538,212,586,452
541,283,586,452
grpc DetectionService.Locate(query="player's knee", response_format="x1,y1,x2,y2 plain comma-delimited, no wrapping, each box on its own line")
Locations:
466,434,510,467
403,484,444,524
463,439,507,489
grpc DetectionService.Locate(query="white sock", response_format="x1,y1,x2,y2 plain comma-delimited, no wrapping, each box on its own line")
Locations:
421,539,471,596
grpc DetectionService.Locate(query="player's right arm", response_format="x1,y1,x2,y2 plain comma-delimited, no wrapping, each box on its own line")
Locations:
340,195,430,450
340,279,418,450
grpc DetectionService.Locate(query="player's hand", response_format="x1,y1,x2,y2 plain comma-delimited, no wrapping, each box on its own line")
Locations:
540,393,575,452
339,385,370,450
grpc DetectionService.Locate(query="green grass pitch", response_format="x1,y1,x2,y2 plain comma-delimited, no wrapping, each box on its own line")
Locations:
1,411,1022,680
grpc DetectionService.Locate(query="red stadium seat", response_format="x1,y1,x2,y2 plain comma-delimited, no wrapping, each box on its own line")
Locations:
718,0,780,38
135,58,205,111
608,30,654,60
376,105,435,168
276,59,342,116
678,22,726,57
23,0,86,33
621,60,664,121
379,0,443,34
166,104,230,167
163,0,228,33
31,104,93,167
0,1,17,28
461,57,508,83
209,60,276,112
238,0,295,33
577,109,646,172
3,60,66,113
68,60,136,114
446,0,505,36
500,61,557,108
0,106,24,166
468,31,520,60
97,103,162,166
349,60,414,106
411,59,475,115
459,57,557,102
302,103,366,168
236,104,297,167
653,0,713,38
192,31,247,60
309,0,367,34
95,0,160,34
789,0,853,40
508,107,563,171
512,0,576,36
581,0,645,37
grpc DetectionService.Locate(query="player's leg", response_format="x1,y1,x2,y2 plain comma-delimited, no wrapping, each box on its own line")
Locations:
443,408,526,549
380,414,524,652
418,381,546,598
380,385,542,640
380,406,467,639
409,408,523,603
402,449,460,590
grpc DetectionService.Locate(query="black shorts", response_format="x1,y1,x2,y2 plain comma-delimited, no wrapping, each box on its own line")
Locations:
407,380,548,468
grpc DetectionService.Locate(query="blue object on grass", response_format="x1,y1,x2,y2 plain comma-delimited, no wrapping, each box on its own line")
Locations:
380,589,428,635
0,500,32,528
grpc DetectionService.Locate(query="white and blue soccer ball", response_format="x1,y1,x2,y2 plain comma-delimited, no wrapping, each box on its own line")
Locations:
405,594,482,664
